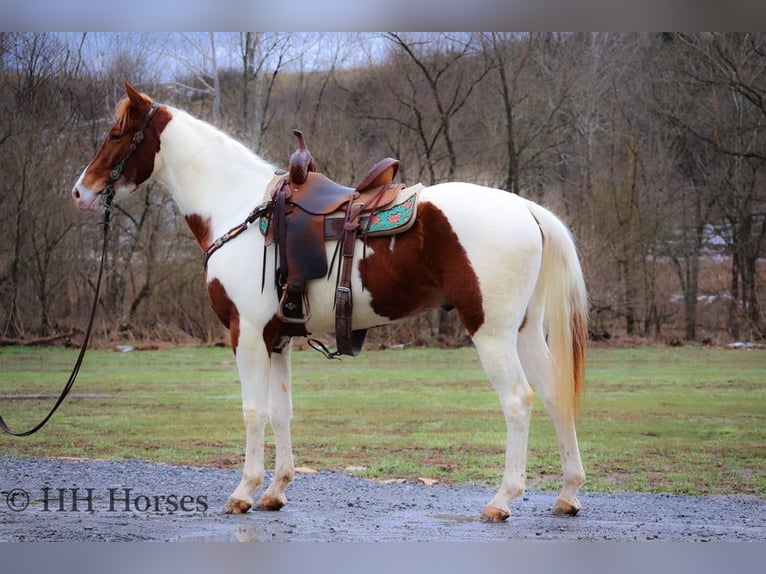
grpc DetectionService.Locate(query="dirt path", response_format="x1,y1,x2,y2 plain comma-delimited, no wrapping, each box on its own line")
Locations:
1,457,764,542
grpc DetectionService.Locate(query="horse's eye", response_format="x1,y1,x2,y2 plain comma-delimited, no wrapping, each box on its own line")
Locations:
110,132,123,141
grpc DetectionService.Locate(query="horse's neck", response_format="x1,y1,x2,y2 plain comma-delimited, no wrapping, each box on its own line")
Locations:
154,109,276,237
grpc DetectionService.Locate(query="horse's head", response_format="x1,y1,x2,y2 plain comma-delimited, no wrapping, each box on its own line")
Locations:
72,80,169,211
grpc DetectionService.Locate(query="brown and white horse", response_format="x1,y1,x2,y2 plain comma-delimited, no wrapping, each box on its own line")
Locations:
72,81,588,522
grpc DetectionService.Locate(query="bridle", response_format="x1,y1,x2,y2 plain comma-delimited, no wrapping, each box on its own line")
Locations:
0,102,160,436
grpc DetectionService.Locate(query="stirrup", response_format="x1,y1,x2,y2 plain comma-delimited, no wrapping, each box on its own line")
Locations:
277,286,311,324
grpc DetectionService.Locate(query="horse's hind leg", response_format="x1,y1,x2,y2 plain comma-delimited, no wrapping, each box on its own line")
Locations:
223,332,271,514
473,329,534,522
257,340,295,511
518,319,585,515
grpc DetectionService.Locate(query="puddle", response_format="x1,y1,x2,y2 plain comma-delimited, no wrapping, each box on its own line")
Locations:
181,514,484,542
181,521,305,542
429,514,481,524
181,526,263,542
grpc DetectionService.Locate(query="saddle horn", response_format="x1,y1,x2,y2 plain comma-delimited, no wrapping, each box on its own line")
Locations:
289,129,317,185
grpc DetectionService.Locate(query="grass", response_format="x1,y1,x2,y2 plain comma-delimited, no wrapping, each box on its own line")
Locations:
1,344,764,497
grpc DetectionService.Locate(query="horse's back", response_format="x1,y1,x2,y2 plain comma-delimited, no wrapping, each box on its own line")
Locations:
419,182,544,277
420,183,541,244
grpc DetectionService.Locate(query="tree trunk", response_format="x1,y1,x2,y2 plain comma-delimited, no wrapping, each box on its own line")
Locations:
742,253,763,338
241,32,254,134
728,251,741,339
4,161,28,339
619,257,638,336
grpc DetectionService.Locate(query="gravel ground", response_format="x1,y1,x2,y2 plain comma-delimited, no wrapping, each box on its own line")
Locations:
1,456,764,542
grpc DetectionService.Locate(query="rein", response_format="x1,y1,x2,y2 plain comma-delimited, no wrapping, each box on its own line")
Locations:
0,102,159,437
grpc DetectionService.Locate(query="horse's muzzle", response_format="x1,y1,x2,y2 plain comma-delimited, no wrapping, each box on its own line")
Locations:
71,182,100,211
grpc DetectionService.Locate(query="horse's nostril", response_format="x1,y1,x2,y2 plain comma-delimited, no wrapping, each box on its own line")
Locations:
73,188,81,199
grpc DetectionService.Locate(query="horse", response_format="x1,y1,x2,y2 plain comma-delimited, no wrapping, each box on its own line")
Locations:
71,80,588,523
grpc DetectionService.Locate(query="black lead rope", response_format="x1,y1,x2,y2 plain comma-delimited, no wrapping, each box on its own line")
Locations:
0,190,114,437
0,194,113,436
0,101,160,436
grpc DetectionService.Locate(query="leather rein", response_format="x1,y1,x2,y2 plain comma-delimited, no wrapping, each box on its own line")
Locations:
0,102,159,436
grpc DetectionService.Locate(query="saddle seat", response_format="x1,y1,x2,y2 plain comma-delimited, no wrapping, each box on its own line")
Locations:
286,158,402,215
262,130,421,357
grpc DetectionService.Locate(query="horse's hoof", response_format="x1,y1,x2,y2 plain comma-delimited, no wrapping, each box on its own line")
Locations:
551,497,580,516
481,505,510,522
256,494,286,511
223,498,252,514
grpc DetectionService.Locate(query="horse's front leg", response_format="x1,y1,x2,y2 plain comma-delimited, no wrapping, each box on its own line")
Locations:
223,330,271,514
257,340,295,511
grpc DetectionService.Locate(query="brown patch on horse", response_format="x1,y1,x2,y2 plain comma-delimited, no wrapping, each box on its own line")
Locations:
185,214,212,250
207,279,240,353
80,86,172,195
262,314,282,356
360,202,484,335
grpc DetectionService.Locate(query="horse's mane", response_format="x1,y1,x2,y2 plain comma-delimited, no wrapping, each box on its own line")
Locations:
115,96,132,122
169,106,277,173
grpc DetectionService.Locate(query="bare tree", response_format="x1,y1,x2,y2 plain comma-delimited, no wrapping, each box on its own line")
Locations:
478,32,573,196
150,32,227,125
667,33,766,338
379,32,491,185
0,33,80,338
239,32,298,154
563,34,681,337
645,34,721,340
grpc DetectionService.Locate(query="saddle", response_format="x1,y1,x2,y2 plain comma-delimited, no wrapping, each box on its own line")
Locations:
262,129,421,356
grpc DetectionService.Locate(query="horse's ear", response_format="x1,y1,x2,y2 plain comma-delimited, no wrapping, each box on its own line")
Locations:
124,80,147,108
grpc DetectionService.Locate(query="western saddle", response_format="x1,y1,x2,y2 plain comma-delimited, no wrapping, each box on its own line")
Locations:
261,129,419,357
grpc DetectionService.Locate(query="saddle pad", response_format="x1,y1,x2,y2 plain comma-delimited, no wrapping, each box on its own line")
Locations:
367,186,421,234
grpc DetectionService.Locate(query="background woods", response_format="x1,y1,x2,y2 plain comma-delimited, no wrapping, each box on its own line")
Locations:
1,32,764,347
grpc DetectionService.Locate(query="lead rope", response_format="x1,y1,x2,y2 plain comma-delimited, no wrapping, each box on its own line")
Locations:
0,189,114,436
0,102,159,436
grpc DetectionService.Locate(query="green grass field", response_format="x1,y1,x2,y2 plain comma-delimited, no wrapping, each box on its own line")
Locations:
1,344,764,496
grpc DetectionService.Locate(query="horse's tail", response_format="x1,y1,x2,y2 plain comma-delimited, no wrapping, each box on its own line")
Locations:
524,199,588,415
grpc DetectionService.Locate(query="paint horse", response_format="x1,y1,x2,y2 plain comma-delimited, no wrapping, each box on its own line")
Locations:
72,81,588,522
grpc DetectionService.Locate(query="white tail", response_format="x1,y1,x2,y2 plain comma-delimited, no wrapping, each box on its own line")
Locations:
523,199,589,414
